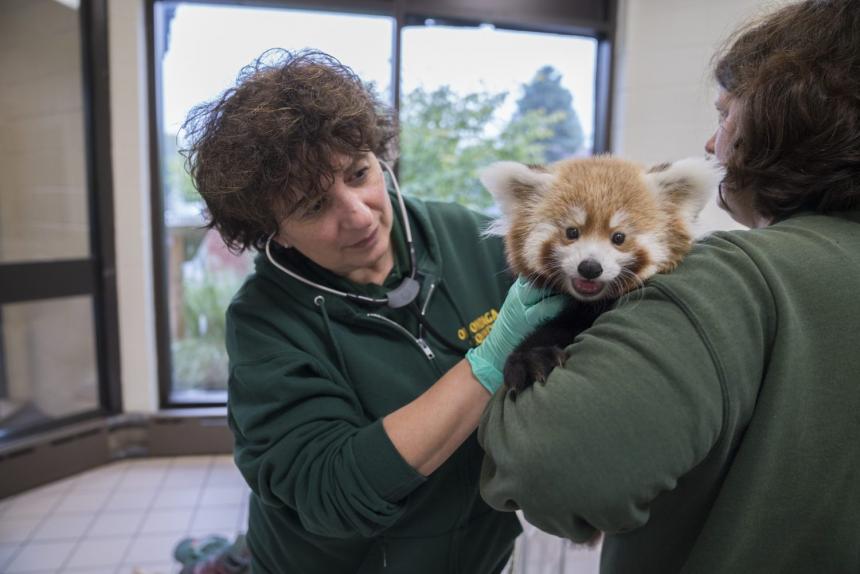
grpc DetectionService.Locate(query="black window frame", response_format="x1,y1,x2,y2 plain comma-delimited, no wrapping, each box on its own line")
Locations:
0,0,122,442
147,0,617,408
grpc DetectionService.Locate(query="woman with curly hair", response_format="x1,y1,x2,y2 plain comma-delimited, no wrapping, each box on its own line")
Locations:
183,49,563,573
478,1,860,572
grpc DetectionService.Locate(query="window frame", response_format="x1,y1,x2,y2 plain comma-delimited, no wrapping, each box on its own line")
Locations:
0,0,122,442
146,0,617,408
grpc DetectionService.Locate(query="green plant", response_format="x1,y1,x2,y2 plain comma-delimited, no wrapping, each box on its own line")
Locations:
172,271,244,391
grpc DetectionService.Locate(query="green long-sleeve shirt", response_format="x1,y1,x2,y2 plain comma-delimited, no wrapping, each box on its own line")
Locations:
479,211,860,573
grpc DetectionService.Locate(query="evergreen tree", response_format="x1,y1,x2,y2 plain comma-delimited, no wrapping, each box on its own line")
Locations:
515,66,584,161
399,85,556,210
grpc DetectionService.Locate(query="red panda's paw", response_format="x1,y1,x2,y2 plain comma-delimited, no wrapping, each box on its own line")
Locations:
503,346,567,400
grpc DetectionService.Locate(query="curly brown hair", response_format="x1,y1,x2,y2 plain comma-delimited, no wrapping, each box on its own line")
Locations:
713,0,860,221
181,49,398,253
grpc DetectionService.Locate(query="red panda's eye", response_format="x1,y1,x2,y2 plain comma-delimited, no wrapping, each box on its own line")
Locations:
565,227,580,240
612,232,626,245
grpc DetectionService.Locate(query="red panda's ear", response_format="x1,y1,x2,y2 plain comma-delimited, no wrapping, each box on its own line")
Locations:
479,161,554,219
644,157,722,224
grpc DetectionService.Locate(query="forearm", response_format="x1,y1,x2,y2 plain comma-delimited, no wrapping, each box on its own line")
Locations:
382,359,490,476
381,277,565,477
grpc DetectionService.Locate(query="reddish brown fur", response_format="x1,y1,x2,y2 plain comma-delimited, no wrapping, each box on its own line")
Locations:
504,156,697,297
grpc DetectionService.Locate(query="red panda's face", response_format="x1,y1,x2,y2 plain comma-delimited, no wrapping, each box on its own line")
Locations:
481,156,719,301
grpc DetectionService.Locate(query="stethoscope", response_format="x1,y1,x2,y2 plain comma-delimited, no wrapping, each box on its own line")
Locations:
265,159,472,354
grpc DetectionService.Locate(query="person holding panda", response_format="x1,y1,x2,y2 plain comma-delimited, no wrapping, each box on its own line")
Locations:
477,0,860,572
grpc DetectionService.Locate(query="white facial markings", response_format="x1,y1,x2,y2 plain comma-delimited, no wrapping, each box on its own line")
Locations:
566,205,587,228
635,232,669,268
638,262,659,278
609,210,628,229
523,222,558,268
483,217,508,238
558,238,623,281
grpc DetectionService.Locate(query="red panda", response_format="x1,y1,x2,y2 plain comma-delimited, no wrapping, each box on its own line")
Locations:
480,155,721,396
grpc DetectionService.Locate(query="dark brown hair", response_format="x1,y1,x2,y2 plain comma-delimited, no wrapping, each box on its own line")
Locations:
182,49,398,253
714,0,860,221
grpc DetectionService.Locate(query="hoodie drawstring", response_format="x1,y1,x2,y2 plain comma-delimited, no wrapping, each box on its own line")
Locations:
313,295,351,379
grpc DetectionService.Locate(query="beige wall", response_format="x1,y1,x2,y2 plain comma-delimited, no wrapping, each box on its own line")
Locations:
612,0,791,232
108,0,160,413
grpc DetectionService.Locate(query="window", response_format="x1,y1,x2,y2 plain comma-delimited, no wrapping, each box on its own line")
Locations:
0,0,119,440
400,19,598,210
0,298,100,439
150,2,394,403
149,0,612,405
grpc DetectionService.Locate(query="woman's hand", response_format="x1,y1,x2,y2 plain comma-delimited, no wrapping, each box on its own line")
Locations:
383,278,564,475
466,277,566,394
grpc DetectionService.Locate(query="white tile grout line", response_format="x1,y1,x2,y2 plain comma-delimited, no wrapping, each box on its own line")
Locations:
112,457,179,574
0,463,127,574
0,477,74,570
184,455,218,538
55,462,136,573
0,458,241,574
113,456,211,574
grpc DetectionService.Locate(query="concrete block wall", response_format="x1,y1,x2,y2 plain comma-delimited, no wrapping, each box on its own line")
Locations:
0,1,99,418
0,0,90,262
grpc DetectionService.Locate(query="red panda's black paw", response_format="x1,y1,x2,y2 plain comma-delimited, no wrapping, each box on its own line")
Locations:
503,351,531,400
503,346,567,399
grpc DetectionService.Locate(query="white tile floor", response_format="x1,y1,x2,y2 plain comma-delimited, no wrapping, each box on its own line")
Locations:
0,455,601,574
0,455,249,574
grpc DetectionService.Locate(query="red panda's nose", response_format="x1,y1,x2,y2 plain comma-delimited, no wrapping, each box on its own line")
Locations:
578,259,603,280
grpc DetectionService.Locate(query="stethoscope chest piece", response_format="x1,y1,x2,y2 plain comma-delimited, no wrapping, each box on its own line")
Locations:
386,277,420,309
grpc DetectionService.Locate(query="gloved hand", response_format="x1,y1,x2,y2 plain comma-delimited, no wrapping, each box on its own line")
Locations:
466,277,566,394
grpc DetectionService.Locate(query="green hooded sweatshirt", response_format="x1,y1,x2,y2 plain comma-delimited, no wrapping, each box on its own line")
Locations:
479,211,860,573
226,195,521,573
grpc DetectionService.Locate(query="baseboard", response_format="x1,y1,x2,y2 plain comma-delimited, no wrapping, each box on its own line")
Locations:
0,409,232,499
147,409,233,457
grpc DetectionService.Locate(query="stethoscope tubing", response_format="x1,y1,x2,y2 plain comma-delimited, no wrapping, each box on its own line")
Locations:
264,159,472,354
264,159,416,306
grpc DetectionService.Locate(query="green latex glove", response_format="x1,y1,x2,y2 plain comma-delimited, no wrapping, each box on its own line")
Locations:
466,277,566,394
